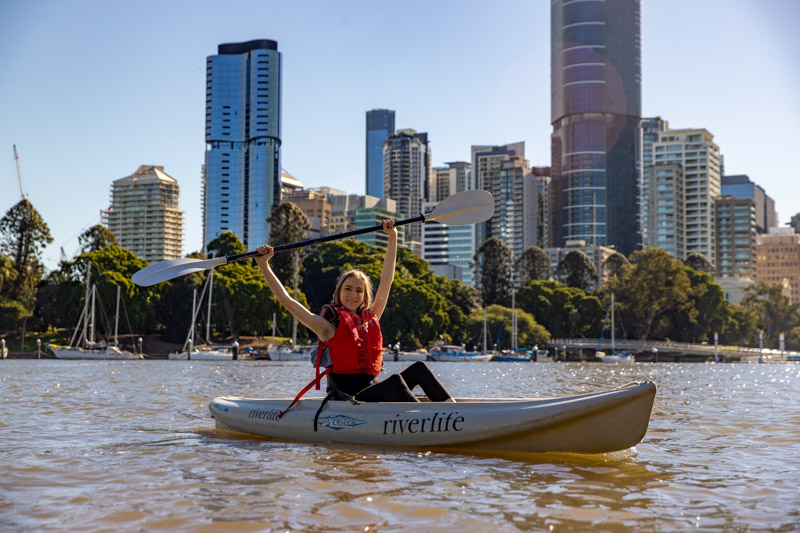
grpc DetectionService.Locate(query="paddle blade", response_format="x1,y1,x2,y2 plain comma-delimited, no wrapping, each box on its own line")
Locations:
132,257,227,286
426,189,494,226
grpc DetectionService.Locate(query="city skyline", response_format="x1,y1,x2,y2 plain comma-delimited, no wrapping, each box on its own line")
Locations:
1,0,799,270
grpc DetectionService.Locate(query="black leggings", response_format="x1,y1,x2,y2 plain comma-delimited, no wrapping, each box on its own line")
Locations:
332,361,453,403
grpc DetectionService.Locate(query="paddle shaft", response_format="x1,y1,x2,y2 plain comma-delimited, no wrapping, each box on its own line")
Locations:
225,214,425,263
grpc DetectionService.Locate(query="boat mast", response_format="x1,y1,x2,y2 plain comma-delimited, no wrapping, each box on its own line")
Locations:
611,292,615,352
206,268,214,344
80,264,91,347
511,290,517,351
482,308,487,353
89,285,97,345
114,284,120,346
189,289,197,354
291,253,299,349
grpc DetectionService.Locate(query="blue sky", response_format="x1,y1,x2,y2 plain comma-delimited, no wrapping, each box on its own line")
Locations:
2,0,799,271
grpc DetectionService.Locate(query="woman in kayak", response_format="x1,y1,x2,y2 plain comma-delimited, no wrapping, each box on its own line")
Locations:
255,219,455,403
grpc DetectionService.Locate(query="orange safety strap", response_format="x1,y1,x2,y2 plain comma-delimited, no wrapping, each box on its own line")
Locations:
278,367,332,419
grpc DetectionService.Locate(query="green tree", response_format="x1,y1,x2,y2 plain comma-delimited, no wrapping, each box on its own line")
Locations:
462,304,550,351
663,267,732,343
207,231,247,257
516,280,604,338
474,238,513,306
608,247,691,340
683,252,715,275
78,224,117,254
515,246,551,285
0,199,53,306
556,250,597,291
740,282,800,348
603,252,630,281
267,202,311,286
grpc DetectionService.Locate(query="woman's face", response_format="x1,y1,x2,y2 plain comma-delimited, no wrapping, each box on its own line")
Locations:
339,276,366,312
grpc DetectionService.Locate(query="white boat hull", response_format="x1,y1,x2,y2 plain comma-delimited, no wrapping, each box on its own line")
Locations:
429,353,493,362
51,345,143,360
210,381,656,454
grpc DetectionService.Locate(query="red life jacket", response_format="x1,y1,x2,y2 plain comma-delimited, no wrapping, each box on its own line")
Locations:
280,305,383,420
319,304,383,376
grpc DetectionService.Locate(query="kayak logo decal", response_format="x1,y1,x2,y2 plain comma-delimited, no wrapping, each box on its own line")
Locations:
317,415,366,430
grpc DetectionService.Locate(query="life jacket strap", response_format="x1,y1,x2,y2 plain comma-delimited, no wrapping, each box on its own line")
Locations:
278,367,332,419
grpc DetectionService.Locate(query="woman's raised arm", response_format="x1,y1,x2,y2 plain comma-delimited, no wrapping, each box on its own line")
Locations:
254,246,336,342
370,219,397,320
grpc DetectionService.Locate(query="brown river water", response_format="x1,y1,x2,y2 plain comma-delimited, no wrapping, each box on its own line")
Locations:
1,359,799,532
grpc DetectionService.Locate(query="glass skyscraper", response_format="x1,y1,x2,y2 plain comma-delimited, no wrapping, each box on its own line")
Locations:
204,39,282,250
551,0,642,255
365,109,395,199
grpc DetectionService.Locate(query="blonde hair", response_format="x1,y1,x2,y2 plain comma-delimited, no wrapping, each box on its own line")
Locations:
332,269,373,310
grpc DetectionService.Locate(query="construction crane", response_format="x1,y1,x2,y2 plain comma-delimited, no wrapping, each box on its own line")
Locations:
13,144,28,200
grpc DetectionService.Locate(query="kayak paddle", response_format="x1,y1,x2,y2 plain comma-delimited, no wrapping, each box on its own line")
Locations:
132,189,494,286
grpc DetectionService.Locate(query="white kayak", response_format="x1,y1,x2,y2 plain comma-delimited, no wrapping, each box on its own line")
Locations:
209,381,657,454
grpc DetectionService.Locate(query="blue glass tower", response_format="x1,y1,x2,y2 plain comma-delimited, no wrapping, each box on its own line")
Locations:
551,0,642,255
365,109,395,198
204,39,282,250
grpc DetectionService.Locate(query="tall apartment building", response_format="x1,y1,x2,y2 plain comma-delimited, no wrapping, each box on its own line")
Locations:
651,128,721,262
471,142,525,246
431,161,471,202
646,164,684,258
203,39,282,250
421,201,476,286
756,229,800,304
641,117,669,245
530,166,552,249
383,129,431,241
484,155,535,259
721,175,777,233
365,109,395,199
105,165,184,263
551,0,642,256
715,196,757,279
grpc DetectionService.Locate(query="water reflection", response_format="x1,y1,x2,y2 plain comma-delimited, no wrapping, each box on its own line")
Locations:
1,360,799,530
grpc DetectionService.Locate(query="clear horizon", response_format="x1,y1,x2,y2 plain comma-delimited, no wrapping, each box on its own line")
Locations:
2,0,798,270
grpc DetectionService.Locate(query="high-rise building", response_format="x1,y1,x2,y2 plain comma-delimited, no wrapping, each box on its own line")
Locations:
105,165,184,263
551,0,642,255
203,39,282,250
431,161,471,202
646,164,685,258
530,166,553,249
721,175,777,233
641,117,669,245
471,142,525,246
715,196,757,279
366,109,395,199
383,129,431,240
756,229,800,304
652,128,722,263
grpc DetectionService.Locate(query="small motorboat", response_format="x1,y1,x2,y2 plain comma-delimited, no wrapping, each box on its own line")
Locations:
209,381,657,454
